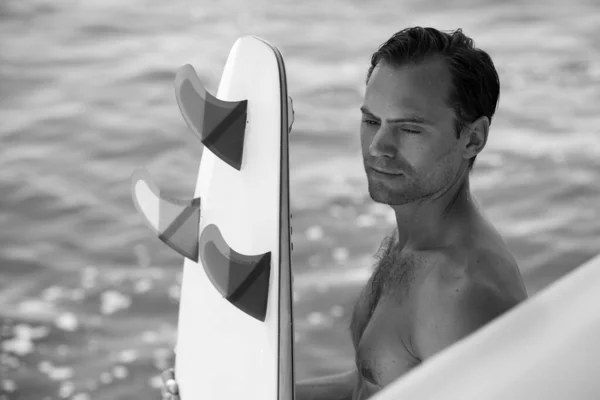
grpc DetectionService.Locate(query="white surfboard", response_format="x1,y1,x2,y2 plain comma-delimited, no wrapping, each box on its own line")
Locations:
131,36,295,400
372,253,600,400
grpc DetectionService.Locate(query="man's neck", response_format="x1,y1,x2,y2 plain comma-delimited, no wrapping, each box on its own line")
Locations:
392,167,475,251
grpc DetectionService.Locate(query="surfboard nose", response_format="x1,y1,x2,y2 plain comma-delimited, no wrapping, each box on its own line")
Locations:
174,64,248,171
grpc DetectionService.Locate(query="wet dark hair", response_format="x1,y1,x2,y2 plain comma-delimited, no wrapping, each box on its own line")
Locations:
366,27,500,170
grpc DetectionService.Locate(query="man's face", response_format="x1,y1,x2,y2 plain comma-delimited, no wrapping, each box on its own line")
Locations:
360,58,465,206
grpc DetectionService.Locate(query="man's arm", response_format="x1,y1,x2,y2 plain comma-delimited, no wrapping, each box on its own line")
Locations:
295,369,357,400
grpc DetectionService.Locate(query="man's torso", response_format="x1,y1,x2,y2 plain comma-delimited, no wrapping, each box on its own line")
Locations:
348,214,528,399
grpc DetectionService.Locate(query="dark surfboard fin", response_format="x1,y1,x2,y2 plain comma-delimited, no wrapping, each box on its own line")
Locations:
131,168,201,262
199,224,271,322
174,64,248,171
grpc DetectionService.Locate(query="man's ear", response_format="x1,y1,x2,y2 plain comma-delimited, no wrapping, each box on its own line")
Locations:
462,116,489,161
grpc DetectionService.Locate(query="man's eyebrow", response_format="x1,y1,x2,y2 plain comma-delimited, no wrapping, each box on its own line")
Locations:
360,105,433,125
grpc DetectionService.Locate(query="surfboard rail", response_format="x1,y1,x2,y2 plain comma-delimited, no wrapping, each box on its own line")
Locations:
254,35,296,400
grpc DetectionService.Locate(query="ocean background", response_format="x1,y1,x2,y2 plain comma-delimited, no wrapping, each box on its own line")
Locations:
1,0,600,398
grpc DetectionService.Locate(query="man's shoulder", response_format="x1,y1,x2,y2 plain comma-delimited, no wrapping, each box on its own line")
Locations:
423,245,525,302
412,244,527,334
410,246,526,359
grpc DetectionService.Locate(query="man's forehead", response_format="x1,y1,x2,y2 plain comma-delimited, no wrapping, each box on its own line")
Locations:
364,59,452,114
370,57,451,87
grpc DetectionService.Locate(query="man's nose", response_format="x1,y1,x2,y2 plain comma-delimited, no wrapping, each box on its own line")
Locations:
369,125,396,158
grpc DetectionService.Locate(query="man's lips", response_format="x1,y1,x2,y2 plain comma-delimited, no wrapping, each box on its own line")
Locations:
369,167,403,176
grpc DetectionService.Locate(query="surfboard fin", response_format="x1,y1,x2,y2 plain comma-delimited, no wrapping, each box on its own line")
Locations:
131,168,201,262
174,64,248,171
199,224,271,322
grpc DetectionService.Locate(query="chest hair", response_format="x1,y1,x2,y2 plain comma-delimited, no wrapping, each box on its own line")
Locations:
349,231,416,349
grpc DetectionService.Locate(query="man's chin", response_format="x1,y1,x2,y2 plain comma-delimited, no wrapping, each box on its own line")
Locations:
368,188,409,206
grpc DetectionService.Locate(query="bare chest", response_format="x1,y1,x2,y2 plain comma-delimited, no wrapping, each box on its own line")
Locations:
348,253,431,386
349,248,434,341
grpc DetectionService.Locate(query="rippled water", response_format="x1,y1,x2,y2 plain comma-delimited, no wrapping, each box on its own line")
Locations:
1,0,600,398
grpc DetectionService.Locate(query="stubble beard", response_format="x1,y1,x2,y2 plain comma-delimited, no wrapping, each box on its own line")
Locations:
366,172,422,206
362,157,417,206
365,166,457,206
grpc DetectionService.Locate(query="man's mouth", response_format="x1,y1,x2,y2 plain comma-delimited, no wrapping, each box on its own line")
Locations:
369,167,403,176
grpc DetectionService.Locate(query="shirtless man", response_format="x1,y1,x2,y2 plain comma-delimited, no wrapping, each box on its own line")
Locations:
160,26,528,400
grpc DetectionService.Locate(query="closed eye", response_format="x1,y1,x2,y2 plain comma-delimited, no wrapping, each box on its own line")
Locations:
362,119,420,134
361,119,379,126
402,128,420,134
